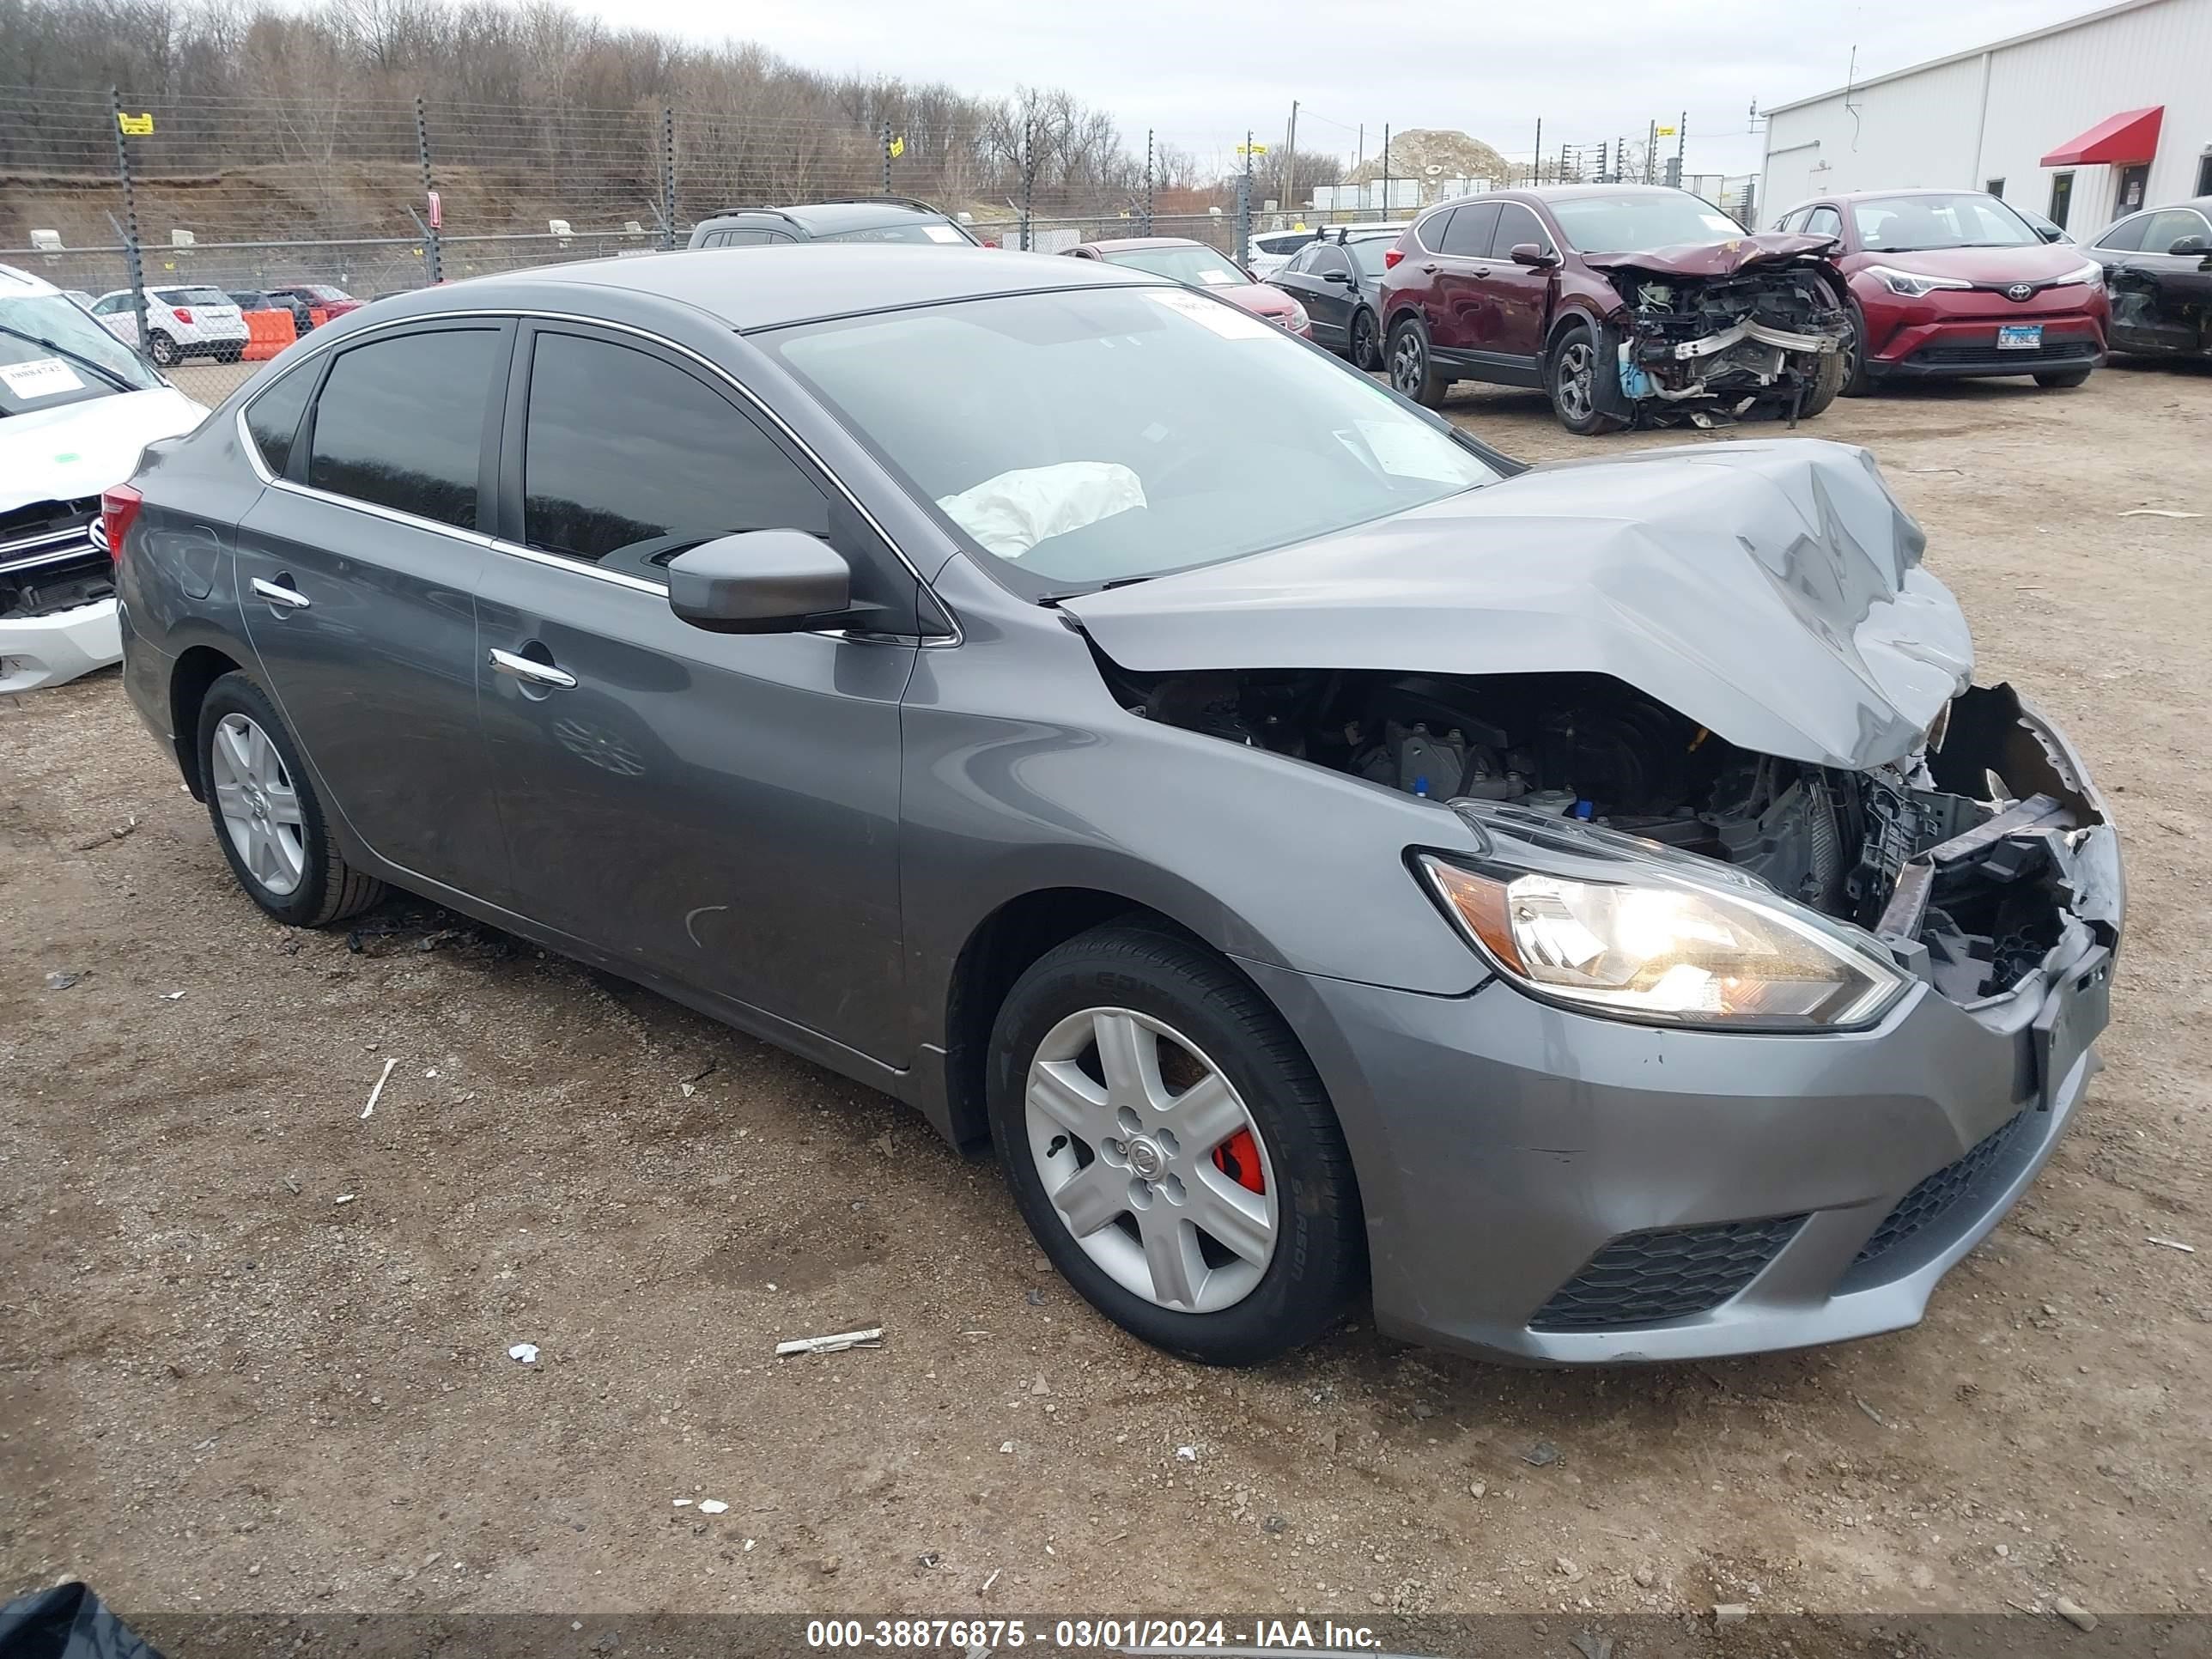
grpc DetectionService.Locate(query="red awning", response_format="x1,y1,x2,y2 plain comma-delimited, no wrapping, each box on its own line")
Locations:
2041,106,2163,167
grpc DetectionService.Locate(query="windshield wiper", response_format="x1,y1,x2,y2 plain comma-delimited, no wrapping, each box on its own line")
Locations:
1037,574,1155,605
0,321,141,395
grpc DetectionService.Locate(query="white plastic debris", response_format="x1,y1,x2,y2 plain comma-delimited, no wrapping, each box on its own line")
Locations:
2119,508,2202,520
1175,1445,1198,1462
2146,1236,2196,1253
508,1343,539,1364
362,1057,398,1120
160,990,185,1000
775,1327,883,1357
697,1499,728,1515
333,1194,356,1206
672,1498,693,1507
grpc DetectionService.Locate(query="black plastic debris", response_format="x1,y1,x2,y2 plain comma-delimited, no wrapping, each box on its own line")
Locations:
0,1583,167,1659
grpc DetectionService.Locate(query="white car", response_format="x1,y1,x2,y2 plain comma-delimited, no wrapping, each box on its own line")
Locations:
88,283,249,367
3,264,207,692
1248,222,1411,279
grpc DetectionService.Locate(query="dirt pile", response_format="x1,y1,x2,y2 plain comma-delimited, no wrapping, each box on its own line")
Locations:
1346,129,1509,184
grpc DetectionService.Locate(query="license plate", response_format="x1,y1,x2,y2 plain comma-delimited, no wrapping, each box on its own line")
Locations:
1996,324,2044,350
2034,946,2112,1111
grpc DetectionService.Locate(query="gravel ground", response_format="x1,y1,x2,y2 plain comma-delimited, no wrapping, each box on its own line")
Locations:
4,357,2209,1634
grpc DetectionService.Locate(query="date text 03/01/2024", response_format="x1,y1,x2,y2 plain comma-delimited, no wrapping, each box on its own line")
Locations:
804,1618,1388,1650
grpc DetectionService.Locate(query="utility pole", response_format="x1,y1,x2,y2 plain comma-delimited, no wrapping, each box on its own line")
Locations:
1283,99,1299,217
1532,118,1541,185
1381,123,1391,216
1356,123,1364,174
1645,118,1657,183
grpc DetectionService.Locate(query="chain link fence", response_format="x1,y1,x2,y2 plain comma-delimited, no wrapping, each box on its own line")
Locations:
3,84,1759,407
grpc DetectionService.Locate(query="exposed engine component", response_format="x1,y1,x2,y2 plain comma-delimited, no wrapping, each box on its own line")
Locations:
1098,658,2107,1005
1607,264,1847,427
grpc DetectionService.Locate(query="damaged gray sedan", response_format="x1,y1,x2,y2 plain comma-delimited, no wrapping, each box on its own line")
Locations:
115,247,2120,1367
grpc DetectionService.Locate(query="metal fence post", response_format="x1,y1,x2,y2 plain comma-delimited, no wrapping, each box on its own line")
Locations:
1237,131,1252,265
881,121,893,194
1019,119,1035,252
660,108,678,249
415,96,442,284
108,88,149,362
1141,129,1153,235
1380,124,1390,218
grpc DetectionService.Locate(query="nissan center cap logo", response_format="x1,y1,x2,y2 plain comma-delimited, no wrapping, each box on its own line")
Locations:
2007,282,2035,301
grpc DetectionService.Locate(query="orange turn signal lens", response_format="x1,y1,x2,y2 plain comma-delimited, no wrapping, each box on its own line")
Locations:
1421,860,1524,974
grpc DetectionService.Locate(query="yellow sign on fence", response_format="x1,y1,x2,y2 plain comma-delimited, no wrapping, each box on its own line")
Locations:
1236,143,1267,155
889,134,906,158
1655,125,1677,137
117,112,155,136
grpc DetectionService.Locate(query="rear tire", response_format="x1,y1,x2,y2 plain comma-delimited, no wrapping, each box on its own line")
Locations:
986,922,1364,1366
1546,319,1626,435
1838,295,1874,396
1386,315,1448,408
1348,307,1382,372
147,330,178,367
197,671,386,927
2034,367,2093,388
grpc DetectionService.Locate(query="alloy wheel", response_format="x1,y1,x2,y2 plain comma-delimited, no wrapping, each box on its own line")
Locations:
1024,1006,1278,1314
1390,330,1425,395
209,712,307,896
1838,316,1861,388
1555,340,1595,422
1352,312,1378,371
148,331,178,367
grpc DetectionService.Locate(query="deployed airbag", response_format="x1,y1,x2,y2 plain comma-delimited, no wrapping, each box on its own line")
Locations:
937,461,1146,558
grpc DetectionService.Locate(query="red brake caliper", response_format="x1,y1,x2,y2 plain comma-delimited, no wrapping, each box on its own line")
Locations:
1212,1128,1266,1194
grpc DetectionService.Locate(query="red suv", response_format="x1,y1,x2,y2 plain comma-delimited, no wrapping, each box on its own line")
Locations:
1378,185,1847,433
1773,190,2109,392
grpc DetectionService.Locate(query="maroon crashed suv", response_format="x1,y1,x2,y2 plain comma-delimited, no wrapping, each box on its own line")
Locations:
1378,185,1846,434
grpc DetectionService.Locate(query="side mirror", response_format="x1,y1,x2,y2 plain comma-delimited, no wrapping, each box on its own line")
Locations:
2037,223,2067,243
1322,269,1352,284
1510,242,1559,269
2169,235,2209,256
667,530,854,635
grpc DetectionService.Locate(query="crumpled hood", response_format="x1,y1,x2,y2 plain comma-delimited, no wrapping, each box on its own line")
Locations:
1582,230,1838,277
1062,439,1974,771
1,386,206,514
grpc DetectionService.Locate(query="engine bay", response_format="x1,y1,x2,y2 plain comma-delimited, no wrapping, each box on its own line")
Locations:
1099,659,2109,1005
1609,264,1848,427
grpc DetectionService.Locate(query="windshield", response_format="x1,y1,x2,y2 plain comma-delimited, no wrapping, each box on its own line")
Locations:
766,284,1502,593
819,221,974,246
1854,193,2039,251
0,291,161,416
1346,237,1395,276
1097,245,1249,288
1547,193,1742,252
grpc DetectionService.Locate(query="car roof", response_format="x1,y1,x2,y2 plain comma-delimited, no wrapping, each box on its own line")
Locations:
1075,237,1208,252
376,245,1164,331
1472,184,1698,205
700,200,955,234
0,261,61,297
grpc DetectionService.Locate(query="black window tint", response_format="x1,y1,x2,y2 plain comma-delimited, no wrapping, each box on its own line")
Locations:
1310,246,1353,276
1489,204,1551,258
2095,215,2148,252
1419,208,1456,252
1283,245,1317,273
521,331,829,568
1438,201,1500,257
245,364,315,477
307,328,497,530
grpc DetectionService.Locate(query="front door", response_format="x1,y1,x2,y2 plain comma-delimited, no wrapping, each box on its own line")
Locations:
473,322,915,1060
1482,201,1557,363
1276,242,1358,348
232,322,511,895
2126,207,2212,353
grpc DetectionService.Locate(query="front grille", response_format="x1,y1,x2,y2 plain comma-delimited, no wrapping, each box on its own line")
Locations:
1530,1214,1806,1331
1853,1110,2029,1269
1,496,100,575
1911,339,2099,368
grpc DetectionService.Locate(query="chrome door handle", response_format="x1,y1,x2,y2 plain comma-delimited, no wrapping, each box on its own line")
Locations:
251,576,310,610
488,647,577,690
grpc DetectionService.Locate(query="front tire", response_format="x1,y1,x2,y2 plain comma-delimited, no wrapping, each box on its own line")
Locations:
987,922,1364,1366
2035,367,2093,388
1386,315,1447,408
1796,344,1847,417
1546,320,1625,434
147,330,178,367
198,671,386,927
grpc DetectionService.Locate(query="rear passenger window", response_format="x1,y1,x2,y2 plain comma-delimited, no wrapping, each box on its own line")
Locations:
1439,202,1500,257
521,331,829,569
244,363,315,477
2094,215,2148,252
306,330,497,530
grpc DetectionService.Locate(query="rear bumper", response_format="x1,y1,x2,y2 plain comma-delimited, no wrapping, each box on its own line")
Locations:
0,597,121,692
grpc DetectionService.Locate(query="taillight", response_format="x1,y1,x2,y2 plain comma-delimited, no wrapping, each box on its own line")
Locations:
100,483,143,564
173,307,194,324
1382,248,1405,270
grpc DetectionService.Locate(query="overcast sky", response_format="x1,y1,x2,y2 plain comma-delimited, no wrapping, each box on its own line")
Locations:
604,0,2100,178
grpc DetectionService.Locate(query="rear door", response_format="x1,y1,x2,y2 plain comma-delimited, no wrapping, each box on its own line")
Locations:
1430,201,1506,368
1482,201,1557,365
473,321,916,1058
232,321,512,896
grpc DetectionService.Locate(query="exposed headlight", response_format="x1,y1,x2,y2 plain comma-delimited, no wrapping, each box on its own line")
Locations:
1283,301,1312,334
2060,258,2105,289
1417,811,1908,1030
1863,264,1972,298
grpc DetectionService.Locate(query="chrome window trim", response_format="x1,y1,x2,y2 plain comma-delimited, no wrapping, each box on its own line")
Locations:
487,535,668,597
233,304,960,644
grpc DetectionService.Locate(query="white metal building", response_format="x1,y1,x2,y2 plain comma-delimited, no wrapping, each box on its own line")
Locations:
1761,0,2212,236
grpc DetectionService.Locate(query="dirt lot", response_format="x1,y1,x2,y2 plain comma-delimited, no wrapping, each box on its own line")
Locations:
5,359,2210,1637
